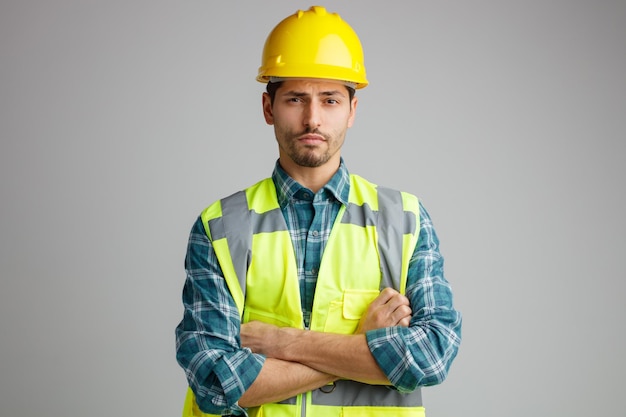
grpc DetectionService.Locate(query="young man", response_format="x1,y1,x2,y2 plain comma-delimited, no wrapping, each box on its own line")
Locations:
176,6,461,417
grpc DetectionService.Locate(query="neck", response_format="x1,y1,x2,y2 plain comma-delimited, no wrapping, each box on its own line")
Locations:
279,158,340,193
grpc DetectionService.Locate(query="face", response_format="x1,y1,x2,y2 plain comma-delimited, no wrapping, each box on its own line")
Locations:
262,79,357,170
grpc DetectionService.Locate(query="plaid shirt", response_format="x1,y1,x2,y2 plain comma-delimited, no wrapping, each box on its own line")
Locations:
176,160,462,415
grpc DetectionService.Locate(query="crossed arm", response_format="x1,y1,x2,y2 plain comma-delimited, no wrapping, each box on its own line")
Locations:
238,287,411,408
177,208,462,414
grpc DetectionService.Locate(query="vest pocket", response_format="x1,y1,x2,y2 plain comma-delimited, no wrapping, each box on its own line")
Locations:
249,403,295,417
243,307,296,328
341,406,426,417
323,289,379,334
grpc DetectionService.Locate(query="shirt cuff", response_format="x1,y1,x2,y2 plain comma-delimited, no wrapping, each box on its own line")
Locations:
206,350,266,412
365,327,419,393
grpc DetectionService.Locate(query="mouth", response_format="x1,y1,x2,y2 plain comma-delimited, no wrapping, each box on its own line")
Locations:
298,133,326,145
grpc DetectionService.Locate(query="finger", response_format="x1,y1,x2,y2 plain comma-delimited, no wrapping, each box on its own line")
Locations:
391,304,412,325
368,287,401,309
380,293,410,315
397,316,411,327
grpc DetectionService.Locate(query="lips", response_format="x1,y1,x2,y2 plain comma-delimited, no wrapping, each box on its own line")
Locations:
298,134,326,144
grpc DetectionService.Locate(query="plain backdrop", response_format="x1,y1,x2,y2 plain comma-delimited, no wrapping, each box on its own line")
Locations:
1,1,625,416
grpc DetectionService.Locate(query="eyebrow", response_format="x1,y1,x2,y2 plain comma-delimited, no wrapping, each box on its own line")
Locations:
281,90,347,98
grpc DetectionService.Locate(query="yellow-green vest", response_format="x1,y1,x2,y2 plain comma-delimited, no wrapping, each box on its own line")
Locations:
183,174,425,417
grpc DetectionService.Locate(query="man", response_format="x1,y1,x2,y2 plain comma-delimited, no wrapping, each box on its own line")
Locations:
176,6,461,417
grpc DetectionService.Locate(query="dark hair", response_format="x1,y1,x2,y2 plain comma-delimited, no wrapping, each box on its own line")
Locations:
266,81,282,105
266,81,356,106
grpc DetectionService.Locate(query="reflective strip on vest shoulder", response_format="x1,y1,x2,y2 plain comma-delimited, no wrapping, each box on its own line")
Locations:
207,190,287,304
341,187,417,292
209,191,251,302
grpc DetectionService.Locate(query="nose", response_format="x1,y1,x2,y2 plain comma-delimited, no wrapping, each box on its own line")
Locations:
303,101,322,129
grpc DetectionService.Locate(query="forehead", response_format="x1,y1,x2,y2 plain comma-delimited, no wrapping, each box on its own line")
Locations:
278,78,350,94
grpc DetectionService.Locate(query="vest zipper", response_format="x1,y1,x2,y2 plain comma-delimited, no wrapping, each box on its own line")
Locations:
301,390,307,417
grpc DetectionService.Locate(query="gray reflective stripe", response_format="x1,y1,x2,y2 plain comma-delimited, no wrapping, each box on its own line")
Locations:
219,192,251,299
313,381,422,407
277,382,422,408
251,207,288,234
341,187,417,291
377,187,406,291
277,396,297,405
208,191,288,303
340,202,377,227
208,194,287,240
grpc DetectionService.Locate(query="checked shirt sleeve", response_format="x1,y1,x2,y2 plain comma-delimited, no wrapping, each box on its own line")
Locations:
366,202,462,392
175,217,265,415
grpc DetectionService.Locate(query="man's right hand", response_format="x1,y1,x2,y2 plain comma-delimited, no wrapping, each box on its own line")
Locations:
355,287,412,334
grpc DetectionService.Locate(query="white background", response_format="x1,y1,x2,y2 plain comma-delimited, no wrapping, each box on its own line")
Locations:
1,1,625,416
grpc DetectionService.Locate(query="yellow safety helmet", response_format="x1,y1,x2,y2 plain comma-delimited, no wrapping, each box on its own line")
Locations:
257,5,368,89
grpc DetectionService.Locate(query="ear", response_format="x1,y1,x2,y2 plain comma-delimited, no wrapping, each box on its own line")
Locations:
347,96,358,128
262,92,274,125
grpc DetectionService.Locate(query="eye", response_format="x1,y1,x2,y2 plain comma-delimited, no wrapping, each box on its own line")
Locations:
326,98,339,105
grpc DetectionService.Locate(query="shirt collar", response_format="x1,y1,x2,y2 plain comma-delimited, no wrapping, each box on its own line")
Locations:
272,158,351,208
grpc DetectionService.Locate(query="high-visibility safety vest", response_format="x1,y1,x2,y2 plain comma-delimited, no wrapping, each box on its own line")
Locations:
183,174,425,417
